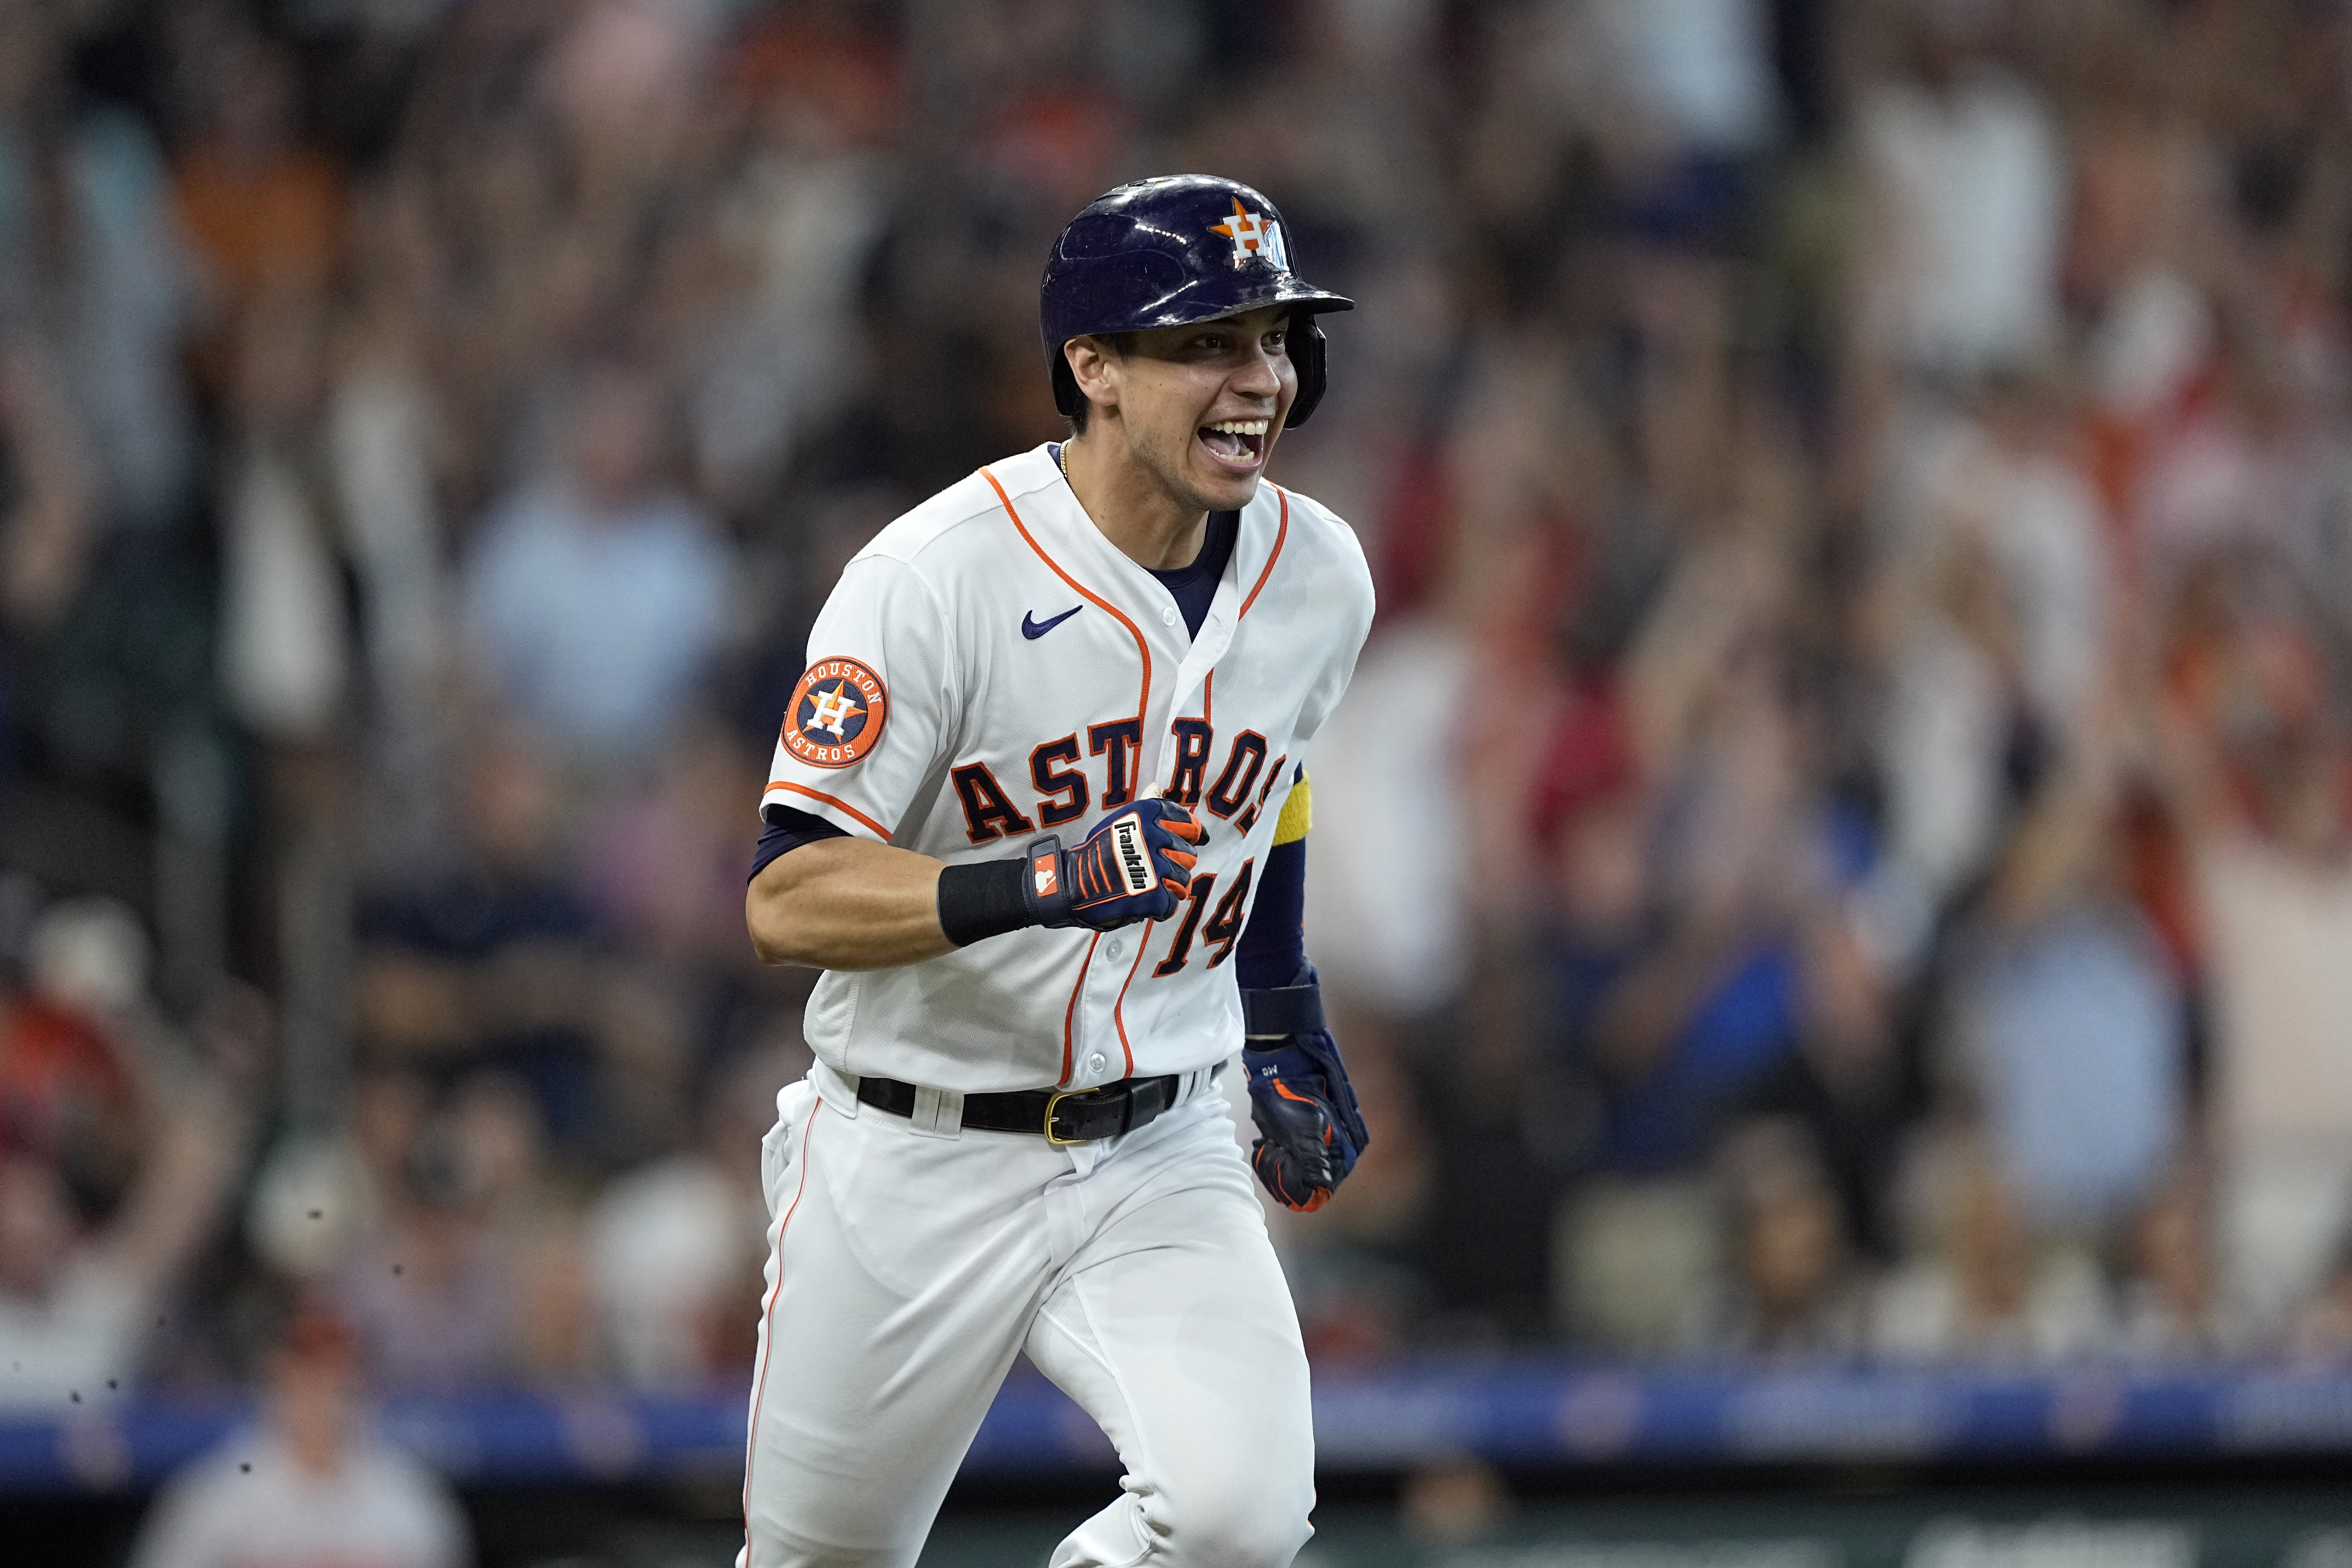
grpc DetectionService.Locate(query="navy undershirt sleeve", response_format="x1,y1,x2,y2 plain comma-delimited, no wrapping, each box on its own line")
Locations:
1234,834,1307,990
749,806,849,882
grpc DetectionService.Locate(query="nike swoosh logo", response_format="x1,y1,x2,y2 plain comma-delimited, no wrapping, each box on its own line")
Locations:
1022,606,1083,640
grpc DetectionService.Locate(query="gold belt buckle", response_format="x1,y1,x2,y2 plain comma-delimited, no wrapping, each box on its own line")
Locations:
1043,1088,1080,1145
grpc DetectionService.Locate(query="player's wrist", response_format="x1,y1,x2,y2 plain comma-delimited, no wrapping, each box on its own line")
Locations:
936,858,1037,946
1016,833,1077,927
1240,963,1324,1045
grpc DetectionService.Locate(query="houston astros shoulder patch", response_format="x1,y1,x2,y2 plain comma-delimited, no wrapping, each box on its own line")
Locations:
784,656,888,767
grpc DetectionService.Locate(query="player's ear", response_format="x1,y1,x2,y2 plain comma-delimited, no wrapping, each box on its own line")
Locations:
1064,336,1122,424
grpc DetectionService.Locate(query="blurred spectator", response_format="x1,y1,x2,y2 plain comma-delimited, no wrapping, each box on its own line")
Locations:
328,205,448,735
2137,310,2352,654
1571,629,1866,1176
245,1068,429,1282
461,359,733,756
0,342,97,636
329,1101,518,1392
2180,716,2352,1337
2119,1167,2224,1360
581,712,763,969
353,726,605,1146
1850,7,2066,385
589,1049,782,1389
1947,731,2186,1237
1681,1119,1868,1358
128,1310,471,1568
317,1067,600,1393
1399,1455,1512,1548
0,1,196,532
1573,0,1783,171
684,20,902,510
1871,1131,2114,1363
0,901,142,1207
0,1066,248,1408
2064,34,2213,520
2141,543,2352,1337
169,29,347,389
1876,369,2110,910
217,290,350,744
446,1072,602,1386
1302,619,1475,1015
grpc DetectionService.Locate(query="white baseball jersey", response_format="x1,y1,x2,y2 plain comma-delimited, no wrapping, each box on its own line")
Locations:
760,443,1373,1093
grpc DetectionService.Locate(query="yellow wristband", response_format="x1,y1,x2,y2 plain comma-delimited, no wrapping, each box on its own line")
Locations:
1272,771,1312,846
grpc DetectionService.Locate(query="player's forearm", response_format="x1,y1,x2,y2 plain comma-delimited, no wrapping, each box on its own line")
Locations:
748,806,1202,970
747,837,959,970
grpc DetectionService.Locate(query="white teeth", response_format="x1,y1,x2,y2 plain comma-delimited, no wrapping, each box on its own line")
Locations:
1205,420,1268,436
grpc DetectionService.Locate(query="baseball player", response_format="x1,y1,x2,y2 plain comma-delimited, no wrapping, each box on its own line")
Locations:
739,175,1374,1568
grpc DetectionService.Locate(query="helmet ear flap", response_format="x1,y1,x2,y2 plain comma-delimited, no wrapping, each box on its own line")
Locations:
1283,312,1330,428
1051,349,1083,418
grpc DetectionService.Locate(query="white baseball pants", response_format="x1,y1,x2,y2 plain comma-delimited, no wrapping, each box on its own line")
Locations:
737,1063,1316,1568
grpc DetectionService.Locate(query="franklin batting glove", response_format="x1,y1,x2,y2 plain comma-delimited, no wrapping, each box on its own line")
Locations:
1021,800,1206,931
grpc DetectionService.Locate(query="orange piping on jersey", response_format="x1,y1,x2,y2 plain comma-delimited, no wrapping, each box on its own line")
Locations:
1110,920,1154,1079
741,1096,820,1530
982,466,1152,728
987,466,1157,1087
764,781,891,842
1237,485,1290,621
1060,931,1101,1087
1203,671,1213,726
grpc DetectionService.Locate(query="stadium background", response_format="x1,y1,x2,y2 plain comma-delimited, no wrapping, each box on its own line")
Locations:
8,0,2352,1562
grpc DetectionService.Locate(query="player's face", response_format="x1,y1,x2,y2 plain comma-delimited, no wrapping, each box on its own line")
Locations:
1111,305,1297,511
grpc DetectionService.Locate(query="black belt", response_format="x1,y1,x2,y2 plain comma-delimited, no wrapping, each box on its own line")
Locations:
856,1072,1183,1144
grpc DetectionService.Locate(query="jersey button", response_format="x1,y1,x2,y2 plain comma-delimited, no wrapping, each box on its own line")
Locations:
1161,607,1177,626
1087,1053,1108,1075
1107,939,1123,959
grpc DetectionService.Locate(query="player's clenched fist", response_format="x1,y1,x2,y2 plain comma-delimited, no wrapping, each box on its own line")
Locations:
1241,963,1368,1211
1021,800,1206,930
1245,1046,1363,1211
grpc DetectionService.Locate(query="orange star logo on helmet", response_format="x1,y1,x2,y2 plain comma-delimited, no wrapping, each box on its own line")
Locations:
1209,198,1289,269
783,657,888,767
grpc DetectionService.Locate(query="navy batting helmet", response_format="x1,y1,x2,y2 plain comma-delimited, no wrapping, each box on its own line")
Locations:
1041,175,1354,428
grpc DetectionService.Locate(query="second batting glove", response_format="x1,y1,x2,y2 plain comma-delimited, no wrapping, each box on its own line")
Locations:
1242,963,1368,1212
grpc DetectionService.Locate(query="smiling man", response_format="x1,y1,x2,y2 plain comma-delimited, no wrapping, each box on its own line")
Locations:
738,176,1373,1568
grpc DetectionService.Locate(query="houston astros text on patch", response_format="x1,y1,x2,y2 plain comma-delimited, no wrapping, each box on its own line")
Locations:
739,175,1375,1568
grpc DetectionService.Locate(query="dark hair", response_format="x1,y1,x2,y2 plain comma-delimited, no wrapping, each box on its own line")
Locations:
1064,332,1137,435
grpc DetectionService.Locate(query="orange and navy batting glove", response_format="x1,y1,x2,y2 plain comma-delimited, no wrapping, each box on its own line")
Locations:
1241,963,1367,1211
1021,799,1205,931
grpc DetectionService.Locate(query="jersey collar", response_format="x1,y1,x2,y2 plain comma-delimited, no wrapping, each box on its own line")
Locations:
1011,442,1284,633
987,445,1283,793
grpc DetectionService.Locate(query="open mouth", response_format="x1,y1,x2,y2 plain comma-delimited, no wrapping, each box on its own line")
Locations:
1197,418,1268,471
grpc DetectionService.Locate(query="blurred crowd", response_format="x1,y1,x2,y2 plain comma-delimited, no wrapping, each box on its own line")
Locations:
11,0,2352,1441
